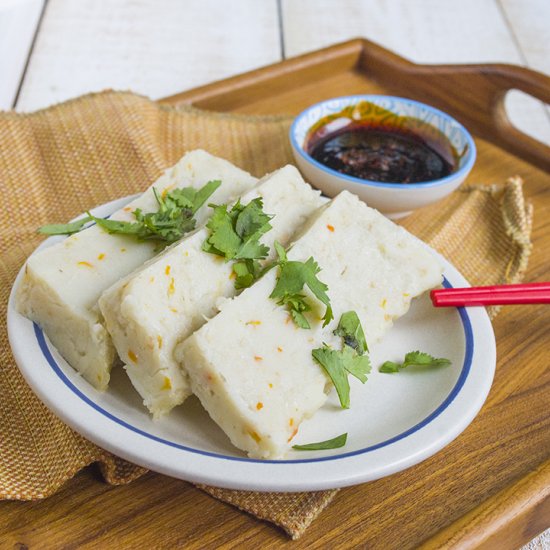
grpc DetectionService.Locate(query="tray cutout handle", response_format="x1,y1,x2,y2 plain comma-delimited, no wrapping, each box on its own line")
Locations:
357,39,550,173
489,64,550,171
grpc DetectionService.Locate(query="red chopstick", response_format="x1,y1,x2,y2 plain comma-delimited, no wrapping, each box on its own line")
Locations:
431,282,550,307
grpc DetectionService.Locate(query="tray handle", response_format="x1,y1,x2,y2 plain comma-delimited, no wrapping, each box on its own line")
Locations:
470,63,550,172
359,39,550,172
491,63,550,104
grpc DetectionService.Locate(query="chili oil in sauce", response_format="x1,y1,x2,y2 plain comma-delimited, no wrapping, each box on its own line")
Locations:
306,101,462,184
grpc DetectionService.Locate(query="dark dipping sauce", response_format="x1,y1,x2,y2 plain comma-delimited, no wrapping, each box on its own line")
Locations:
306,101,461,184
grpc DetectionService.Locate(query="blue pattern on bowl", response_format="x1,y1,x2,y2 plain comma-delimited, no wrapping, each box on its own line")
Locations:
290,95,476,190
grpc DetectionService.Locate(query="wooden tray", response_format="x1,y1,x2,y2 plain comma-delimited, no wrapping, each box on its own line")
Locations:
162,41,550,549
4,39,549,549
164,38,550,173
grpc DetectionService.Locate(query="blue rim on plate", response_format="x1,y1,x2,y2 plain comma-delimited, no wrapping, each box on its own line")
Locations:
7,194,496,491
33,277,473,465
290,94,477,189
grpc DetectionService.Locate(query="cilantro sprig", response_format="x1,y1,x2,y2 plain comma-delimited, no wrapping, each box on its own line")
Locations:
37,217,93,236
202,197,273,289
38,180,221,245
334,311,368,355
293,433,347,451
312,311,371,409
379,351,451,373
270,241,333,328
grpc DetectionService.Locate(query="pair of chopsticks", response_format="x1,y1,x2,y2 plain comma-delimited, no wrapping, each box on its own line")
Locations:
431,282,550,307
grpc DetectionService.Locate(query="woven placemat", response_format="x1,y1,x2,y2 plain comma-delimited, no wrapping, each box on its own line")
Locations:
0,91,532,539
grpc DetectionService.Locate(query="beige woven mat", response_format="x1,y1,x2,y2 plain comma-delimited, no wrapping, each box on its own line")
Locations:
0,91,532,539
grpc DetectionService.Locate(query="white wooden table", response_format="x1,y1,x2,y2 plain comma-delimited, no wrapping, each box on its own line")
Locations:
2,0,550,148
1,1,549,547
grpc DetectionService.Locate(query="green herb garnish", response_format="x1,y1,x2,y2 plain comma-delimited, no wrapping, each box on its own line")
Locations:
311,311,371,409
340,346,371,383
313,347,350,408
37,217,93,236
334,311,368,355
202,197,273,289
312,345,371,408
270,241,333,328
379,351,451,373
293,432,347,451
164,181,223,214
38,180,221,245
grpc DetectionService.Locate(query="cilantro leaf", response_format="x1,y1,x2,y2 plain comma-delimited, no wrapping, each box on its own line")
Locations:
37,180,220,245
88,195,197,243
235,238,270,261
379,350,452,373
38,216,93,235
311,312,371,408
203,203,242,257
286,295,312,329
301,257,333,322
233,199,272,260
166,180,221,214
312,344,371,408
293,433,347,451
270,242,333,328
312,346,351,408
235,197,272,238
233,259,263,290
290,311,310,329
202,197,273,288
334,311,368,355
379,361,402,373
341,347,371,383
403,351,451,368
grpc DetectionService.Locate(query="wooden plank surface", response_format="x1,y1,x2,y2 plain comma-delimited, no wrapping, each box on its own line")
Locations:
281,0,550,147
2,42,550,549
0,0,45,109
282,0,520,62
11,0,550,145
15,0,281,111
499,0,550,74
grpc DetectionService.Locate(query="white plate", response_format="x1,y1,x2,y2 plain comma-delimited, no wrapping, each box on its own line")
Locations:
7,196,496,492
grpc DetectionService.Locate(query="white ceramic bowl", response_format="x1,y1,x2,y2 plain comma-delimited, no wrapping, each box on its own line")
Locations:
290,95,476,219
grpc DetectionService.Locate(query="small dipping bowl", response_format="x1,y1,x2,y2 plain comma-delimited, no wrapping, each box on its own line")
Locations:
290,95,476,219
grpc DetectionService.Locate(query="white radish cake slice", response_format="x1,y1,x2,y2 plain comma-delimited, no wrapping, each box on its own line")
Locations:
99,165,324,418
16,150,257,390
176,191,444,459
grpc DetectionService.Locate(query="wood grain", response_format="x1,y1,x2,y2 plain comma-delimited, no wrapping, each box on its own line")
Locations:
13,0,550,149
500,0,550,75
0,0,45,109
15,0,281,112
166,39,550,172
282,0,520,62
280,0,550,146
418,460,550,549
1,40,549,549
